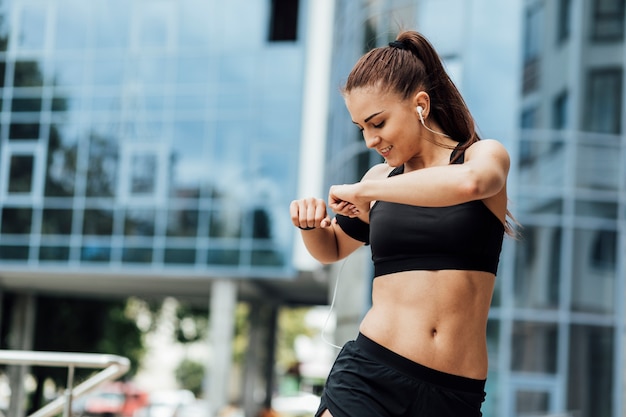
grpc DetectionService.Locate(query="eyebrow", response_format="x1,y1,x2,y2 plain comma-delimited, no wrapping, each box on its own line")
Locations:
352,110,385,125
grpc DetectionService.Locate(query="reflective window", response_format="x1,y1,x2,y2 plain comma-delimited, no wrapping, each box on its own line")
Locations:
591,0,625,41
8,154,34,193
167,208,199,237
518,139,566,188
81,241,111,262
124,209,155,237
567,325,613,416
585,68,622,134
86,134,119,197
571,228,616,313
14,60,44,87
511,321,558,373
131,153,157,195
17,3,47,49
122,247,153,264
54,1,89,51
574,200,618,219
0,245,29,260
9,120,40,140
83,209,114,236
39,245,70,261
1,207,32,234
514,225,561,309
93,0,129,49
575,137,621,190
41,208,73,235
268,0,300,41
45,124,78,197
164,248,196,265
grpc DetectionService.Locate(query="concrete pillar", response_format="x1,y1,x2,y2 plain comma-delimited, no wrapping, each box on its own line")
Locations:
242,302,278,417
207,279,237,416
7,293,37,417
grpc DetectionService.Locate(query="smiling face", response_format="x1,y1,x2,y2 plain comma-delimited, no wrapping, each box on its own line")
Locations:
345,87,423,168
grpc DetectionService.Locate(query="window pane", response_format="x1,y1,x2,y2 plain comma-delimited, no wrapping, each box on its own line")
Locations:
167,208,199,237
575,200,618,219
93,1,129,49
41,208,73,235
251,249,283,267
9,123,40,140
12,97,42,113
518,138,566,188
81,241,111,262
516,390,550,414
14,60,44,87
208,209,242,238
164,248,196,265
124,209,155,236
86,134,119,197
575,140,620,190
39,245,70,261
511,322,558,373
131,154,157,195
17,4,46,49
586,69,622,134
45,124,78,197
514,225,561,309
54,0,89,50
122,247,152,263
1,208,32,234
8,155,34,193
83,209,114,236
568,325,613,416
207,248,240,266
0,245,29,260
571,229,616,313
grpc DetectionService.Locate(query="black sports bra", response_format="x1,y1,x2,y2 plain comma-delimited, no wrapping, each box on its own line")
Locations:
335,148,505,277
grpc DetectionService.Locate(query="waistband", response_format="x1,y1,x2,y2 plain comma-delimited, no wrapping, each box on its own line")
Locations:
355,332,486,393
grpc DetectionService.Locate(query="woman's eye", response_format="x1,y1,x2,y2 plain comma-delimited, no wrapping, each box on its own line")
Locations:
373,121,385,128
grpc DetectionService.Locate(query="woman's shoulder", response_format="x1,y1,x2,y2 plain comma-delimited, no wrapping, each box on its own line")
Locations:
466,139,510,161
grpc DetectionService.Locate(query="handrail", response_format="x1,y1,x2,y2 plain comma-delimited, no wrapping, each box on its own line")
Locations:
0,350,130,417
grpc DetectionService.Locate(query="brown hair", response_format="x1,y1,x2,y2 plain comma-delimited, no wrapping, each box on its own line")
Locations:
342,30,479,152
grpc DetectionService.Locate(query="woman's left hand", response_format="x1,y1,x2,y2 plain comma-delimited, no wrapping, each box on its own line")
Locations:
328,183,370,217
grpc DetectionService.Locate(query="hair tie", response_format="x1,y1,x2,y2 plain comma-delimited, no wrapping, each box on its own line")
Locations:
388,40,407,50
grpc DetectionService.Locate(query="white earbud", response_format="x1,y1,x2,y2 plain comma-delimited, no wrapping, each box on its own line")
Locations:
416,105,451,138
416,105,424,122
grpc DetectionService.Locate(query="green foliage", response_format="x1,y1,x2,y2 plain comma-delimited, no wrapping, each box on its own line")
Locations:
175,358,205,397
276,307,315,370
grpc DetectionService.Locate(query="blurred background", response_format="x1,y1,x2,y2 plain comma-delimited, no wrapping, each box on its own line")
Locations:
0,0,623,416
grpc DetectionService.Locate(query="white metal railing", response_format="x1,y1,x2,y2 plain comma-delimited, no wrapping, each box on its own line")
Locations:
0,350,130,417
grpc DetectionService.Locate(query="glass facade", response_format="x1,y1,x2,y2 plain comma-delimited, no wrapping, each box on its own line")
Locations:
0,0,306,278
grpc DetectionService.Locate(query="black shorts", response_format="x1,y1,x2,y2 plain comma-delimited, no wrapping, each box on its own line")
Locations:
315,333,486,417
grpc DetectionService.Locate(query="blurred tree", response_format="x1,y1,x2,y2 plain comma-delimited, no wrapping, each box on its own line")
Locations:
175,358,205,398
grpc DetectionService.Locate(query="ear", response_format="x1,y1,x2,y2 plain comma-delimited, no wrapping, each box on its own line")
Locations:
412,91,430,119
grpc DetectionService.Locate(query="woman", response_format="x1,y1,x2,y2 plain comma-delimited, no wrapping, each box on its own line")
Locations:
289,30,514,417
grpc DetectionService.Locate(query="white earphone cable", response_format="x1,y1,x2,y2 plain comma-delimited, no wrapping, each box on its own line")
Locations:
321,257,349,350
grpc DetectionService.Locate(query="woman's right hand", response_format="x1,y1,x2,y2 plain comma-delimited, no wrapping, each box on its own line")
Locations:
289,197,332,230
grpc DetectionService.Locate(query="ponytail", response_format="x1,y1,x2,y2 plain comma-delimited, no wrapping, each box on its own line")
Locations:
343,30,479,150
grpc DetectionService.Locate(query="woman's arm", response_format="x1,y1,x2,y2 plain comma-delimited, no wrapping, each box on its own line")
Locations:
329,140,510,212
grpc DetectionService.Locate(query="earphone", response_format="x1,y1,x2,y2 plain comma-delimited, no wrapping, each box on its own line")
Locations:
321,257,349,350
416,105,450,138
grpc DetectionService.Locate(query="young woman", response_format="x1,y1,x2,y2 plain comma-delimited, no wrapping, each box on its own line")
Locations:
289,30,514,417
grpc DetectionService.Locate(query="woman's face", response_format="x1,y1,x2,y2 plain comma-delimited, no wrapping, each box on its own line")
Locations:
344,87,422,167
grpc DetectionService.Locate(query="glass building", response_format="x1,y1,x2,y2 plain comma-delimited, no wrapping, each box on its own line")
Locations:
327,1,625,417
0,0,306,278
0,0,331,415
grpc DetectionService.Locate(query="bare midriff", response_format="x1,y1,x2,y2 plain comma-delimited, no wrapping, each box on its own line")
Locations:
359,269,496,380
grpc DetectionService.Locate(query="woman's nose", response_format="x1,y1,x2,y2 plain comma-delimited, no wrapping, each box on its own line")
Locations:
364,133,380,148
